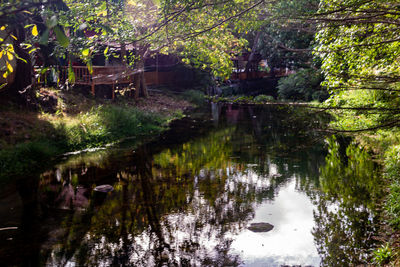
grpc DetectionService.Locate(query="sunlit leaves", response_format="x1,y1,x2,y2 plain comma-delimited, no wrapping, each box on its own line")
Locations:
0,43,16,78
68,62,76,83
81,48,90,57
31,25,38,36
316,0,400,131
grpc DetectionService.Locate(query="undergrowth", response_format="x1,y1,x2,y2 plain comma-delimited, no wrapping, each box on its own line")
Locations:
0,104,172,181
180,89,206,106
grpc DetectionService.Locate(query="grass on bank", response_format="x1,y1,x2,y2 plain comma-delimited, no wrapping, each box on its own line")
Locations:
0,100,185,181
180,89,206,106
50,105,167,150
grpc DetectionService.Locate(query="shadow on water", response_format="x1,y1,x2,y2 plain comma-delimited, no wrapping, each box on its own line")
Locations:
0,103,384,266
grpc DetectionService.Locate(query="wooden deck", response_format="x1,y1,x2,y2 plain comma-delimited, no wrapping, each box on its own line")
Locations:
60,66,134,98
60,66,184,98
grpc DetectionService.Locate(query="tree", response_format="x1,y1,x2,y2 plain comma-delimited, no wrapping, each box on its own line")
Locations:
1,0,270,100
57,0,267,98
243,0,320,71
314,0,400,131
0,0,69,102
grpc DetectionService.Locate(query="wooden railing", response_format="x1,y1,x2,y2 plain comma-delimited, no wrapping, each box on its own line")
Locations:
61,66,134,84
60,66,135,98
61,66,180,85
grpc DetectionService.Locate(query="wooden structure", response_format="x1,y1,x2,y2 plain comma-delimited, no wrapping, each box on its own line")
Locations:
231,69,290,81
60,65,187,98
230,52,292,81
231,52,262,80
60,66,134,99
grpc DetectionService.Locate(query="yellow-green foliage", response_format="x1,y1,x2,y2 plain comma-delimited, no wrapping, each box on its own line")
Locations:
48,105,166,150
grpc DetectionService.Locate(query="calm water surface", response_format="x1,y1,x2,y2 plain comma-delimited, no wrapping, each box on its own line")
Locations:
0,104,383,266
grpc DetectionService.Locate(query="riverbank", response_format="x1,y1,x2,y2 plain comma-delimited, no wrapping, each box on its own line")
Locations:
351,131,400,265
0,88,194,182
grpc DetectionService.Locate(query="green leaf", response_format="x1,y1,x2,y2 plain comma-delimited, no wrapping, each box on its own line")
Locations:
53,26,69,48
86,61,93,74
6,61,13,73
39,29,50,45
104,46,109,56
82,48,90,57
68,63,75,83
14,54,27,63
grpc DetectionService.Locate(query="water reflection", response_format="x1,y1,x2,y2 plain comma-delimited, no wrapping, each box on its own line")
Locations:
313,136,383,266
0,104,383,266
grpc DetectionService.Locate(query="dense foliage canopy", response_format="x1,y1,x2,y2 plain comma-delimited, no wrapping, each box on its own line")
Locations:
0,0,269,98
315,0,400,131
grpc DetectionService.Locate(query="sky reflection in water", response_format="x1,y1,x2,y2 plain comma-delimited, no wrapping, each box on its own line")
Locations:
231,178,320,266
0,104,382,266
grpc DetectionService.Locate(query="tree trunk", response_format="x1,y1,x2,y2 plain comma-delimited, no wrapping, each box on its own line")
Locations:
134,58,148,100
2,27,33,105
245,31,261,79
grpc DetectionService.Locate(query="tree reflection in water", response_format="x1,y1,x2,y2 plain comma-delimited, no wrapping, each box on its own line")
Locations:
313,136,384,266
0,104,384,266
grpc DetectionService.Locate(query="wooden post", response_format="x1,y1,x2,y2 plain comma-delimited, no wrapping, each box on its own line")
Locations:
156,53,159,85
112,82,115,99
91,82,95,96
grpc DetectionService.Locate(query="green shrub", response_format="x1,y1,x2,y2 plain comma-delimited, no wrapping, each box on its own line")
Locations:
372,243,393,266
54,105,166,150
277,68,328,102
232,95,253,103
181,90,205,106
387,182,400,228
254,94,275,103
385,145,400,181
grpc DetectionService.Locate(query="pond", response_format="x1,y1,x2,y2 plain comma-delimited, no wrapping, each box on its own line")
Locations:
0,103,384,266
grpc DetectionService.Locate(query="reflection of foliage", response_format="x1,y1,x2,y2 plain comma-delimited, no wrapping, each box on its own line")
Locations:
320,136,381,209
44,157,253,266
153,127,235,179
314,136,384,266
18,104,392,267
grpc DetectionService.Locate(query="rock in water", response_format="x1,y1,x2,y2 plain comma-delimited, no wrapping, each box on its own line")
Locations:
94,184,114,193
248,222,274,232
